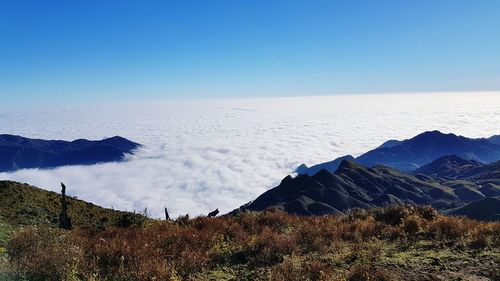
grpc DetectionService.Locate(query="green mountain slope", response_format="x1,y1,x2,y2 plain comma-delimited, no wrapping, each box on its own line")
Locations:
0,181,145,227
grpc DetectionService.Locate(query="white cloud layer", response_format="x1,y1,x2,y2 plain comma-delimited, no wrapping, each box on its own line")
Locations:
1,92,499,218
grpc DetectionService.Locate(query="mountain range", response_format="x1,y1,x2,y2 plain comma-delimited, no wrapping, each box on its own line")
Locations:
415,154,500,180
298,131,500,175
235,131,500,221
235,156,500,220
0,134,140,172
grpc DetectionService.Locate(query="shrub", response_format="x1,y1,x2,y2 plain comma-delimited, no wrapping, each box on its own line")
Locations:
270,257,335,281
415,205,438,221
347,242,384,264
7,228,81,281
467,224,495,249
401,215,423,239
428,217,470,242
256,209,295,231
175,214,190,225
355,217,385,241
71,225,177,280
113,213,145,228
246,226,296,266
296,217,338,252
347,263,394,281
346,208,370,222
373,205,412,226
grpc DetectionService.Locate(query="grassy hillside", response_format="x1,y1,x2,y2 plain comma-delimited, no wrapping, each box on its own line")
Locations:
0,180,147,280
0,221,13,247
3,205,499,281
0,181,145,228
0,220,12,279
1,180,499,280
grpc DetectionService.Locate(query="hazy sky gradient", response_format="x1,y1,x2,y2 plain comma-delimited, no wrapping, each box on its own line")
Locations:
1,0,500,104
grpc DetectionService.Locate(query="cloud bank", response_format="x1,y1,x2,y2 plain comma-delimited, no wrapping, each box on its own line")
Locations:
1,92,499,218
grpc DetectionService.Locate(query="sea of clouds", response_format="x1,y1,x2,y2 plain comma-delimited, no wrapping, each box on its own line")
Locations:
1,92,499,218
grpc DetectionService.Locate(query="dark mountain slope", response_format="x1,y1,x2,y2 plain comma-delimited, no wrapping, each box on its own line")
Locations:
446,197,500,221
416,155,500,181
235,160,471,216
414,155,484,179
0,135,140,172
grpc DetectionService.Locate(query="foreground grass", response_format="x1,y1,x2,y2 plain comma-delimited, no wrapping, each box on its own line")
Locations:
0,220,14,247
0,220,14,280
3,205,500,281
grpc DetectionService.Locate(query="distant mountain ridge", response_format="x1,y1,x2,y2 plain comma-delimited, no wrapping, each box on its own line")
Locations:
415,155,500,180
0,134,140,172
298,131,500,175
488,135,500,145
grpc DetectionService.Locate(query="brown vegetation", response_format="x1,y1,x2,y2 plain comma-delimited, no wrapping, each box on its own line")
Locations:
4,205,500,281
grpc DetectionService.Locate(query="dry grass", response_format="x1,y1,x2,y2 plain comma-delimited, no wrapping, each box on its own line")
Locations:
5,205,500,280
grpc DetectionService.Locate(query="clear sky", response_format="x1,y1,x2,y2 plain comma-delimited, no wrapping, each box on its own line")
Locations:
1,0,500,104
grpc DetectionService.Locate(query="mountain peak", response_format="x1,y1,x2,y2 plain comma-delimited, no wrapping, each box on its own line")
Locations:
413,130,455,140
295,163,309,174
296,155,355,176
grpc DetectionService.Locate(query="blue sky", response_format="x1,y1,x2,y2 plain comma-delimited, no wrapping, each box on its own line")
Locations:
1,0,500,104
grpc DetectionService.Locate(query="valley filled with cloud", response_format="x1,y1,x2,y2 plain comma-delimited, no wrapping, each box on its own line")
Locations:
1,92,499,218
